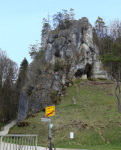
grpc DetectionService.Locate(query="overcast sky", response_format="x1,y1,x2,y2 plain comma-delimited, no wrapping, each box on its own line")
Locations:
0,0,121,68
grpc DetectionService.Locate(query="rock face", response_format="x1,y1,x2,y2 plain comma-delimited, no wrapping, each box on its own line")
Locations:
45,17,114,81
17,90,29,123
17,17,114,124
17,64,63,123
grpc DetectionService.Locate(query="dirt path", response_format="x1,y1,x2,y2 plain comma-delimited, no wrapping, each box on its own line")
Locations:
0,120,16,135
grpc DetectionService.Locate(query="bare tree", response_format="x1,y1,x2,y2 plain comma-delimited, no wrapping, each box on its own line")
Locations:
106,18,121,79
114,72,121,112
41,13,51,47
69,8,75,21
0,48,18,119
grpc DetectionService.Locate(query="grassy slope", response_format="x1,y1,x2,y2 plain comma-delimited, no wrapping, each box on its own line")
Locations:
9,79,121,150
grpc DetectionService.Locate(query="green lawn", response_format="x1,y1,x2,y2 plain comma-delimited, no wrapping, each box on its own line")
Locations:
8,79,121,149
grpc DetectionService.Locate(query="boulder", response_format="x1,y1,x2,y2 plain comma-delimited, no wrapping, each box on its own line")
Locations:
52,80,62,92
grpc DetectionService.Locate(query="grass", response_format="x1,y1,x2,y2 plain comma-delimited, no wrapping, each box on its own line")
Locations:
8,79,121,149
0,120,12,128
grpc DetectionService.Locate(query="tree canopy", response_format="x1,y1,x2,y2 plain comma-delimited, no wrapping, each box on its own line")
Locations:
53,8,75,30
102,41,121,75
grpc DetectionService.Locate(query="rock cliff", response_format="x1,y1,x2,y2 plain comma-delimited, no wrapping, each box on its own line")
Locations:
17,17,114,124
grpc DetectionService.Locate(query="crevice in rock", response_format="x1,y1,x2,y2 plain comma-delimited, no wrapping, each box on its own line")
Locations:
74,63,92,79
55,50,60,57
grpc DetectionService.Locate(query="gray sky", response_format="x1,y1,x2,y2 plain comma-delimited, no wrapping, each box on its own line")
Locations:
0,0,121,67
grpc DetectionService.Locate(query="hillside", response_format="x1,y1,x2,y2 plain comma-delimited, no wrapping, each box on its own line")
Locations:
9,79,121,150
17,17,115,124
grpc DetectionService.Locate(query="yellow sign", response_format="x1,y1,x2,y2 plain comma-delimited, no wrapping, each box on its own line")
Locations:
46,105,55,117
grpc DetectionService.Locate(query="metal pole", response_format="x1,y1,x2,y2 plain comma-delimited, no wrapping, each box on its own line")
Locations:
49,117,51,150
35,137,37,150
0,136,2,150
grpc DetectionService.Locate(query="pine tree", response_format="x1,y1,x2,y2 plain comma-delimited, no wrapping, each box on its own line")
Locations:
102,42,121,113
15,58,29,101
94,16,107,56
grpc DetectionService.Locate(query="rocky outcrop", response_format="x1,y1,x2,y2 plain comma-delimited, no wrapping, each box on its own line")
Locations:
17,64,63,123
17,90,30,123
45,17,114,81
17,17,114,124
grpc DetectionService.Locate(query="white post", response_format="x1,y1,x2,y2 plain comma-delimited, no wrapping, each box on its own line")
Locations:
0,136,2,150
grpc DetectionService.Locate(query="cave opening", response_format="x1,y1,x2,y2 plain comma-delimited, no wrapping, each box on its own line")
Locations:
74,63,92,79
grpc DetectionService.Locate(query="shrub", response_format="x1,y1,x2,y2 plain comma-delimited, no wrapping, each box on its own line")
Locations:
18,121,30,127
27,91,31,95
35,49,45,60
97,78,108,81
25,114,36,119
51,89,61,105
88,78,96,81
0,124,2,131
53,60,61,72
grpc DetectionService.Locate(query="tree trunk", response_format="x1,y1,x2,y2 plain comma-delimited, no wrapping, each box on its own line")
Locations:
114,72,121,113
119,69,120,80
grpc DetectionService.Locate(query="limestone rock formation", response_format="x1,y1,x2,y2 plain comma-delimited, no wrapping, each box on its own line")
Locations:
17,17,114,124
45,17,114,80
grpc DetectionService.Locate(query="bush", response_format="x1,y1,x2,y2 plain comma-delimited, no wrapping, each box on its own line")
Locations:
25,114,36,119
27,91,31,95
0,124,2,131
97,78,108,81
35,49,45,60
88,78,96,81
53,60,61,72
18,121,30,127
51,89,61,105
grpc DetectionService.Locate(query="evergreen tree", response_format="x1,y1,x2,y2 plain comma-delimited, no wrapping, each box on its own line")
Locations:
102,42,121,113
94,16,107,56
20,57,29,70
15,58,29,101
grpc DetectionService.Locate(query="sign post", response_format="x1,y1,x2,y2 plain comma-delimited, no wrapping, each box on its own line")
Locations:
46,105,55,150
41,105,55,150
49,116,51,149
